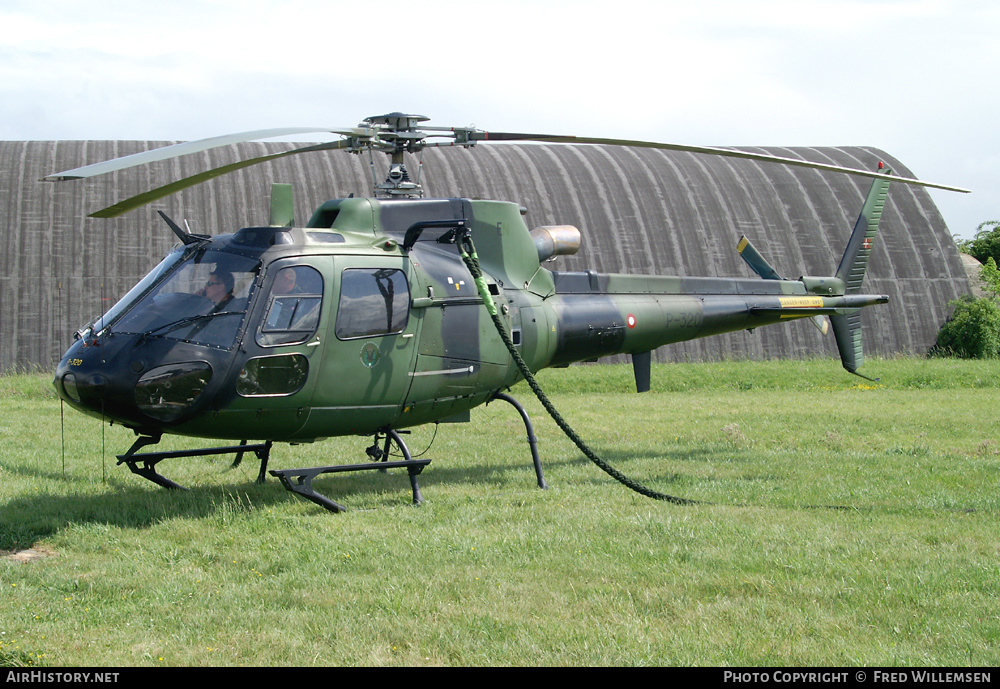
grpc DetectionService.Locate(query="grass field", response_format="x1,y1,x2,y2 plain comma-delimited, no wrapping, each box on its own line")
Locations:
1,357,998,666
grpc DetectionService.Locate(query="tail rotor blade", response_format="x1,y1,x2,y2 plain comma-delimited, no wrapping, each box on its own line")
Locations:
811,315,830,336
737,235,783,280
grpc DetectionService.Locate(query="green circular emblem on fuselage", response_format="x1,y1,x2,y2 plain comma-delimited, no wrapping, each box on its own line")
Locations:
360,342,381,368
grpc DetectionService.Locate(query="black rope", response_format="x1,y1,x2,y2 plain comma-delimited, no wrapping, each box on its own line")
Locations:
458,234,697,506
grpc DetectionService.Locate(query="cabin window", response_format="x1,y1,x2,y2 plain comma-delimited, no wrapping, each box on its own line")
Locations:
256,265,324,347
237,354,309,397
335,268,409,339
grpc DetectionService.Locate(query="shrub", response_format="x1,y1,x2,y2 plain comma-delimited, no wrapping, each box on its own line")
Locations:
933,295,1000,359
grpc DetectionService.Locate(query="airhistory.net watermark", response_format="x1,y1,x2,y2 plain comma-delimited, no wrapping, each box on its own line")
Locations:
5,672,119,684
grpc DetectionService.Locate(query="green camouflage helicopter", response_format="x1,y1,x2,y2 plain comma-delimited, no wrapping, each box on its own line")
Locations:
45,113,969,511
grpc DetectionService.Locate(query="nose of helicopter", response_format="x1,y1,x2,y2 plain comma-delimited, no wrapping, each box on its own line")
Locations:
54,335,130,419
54,361,121,432
53,335,216,431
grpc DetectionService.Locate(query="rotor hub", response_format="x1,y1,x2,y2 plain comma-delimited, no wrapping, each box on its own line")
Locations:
359,113,454,198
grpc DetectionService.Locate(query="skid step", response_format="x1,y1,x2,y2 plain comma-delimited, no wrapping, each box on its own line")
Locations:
270,459,431,513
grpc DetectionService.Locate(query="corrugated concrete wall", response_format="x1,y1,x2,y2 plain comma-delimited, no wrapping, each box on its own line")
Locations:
0,140,969,372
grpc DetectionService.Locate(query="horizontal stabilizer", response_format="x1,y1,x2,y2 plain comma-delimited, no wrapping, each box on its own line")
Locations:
749,294,888,318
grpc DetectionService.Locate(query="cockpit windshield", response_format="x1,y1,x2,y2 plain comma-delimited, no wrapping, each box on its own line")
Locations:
95,247,260,349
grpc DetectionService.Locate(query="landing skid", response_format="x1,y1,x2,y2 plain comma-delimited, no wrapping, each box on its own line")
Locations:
270,459,431,513
270,428,429,513
116,434,273,490
116,394,548,514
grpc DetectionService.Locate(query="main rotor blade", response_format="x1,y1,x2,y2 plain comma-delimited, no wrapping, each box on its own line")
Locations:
469,131,971,193
89,140,353,218
43,127,365,181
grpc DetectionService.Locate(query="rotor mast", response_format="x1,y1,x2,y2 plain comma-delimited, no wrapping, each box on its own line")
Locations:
361,112,434,198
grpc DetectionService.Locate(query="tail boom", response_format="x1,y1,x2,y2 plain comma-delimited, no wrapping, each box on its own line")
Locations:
530,166,894,378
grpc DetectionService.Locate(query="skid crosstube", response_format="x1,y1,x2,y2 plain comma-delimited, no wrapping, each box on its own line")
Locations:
116,435,273,489
270,459,431,513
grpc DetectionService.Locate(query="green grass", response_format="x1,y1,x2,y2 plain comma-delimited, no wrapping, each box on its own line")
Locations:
1,358,998,666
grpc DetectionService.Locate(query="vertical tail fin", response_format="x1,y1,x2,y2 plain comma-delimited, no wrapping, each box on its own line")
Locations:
835,168,891,292
830,310,867,375
830,167,891,378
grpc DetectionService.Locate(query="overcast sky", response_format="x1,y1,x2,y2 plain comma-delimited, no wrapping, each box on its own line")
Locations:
1,0,995,239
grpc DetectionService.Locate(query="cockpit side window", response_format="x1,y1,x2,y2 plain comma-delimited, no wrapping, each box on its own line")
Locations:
335,268,409,340
256,265,324,347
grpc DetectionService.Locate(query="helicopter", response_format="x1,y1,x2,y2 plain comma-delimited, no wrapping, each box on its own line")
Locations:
45,113,970,512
